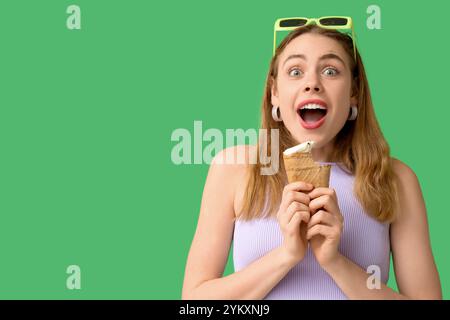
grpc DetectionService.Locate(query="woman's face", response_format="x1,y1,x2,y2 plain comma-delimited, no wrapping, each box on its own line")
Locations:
271,33,358,149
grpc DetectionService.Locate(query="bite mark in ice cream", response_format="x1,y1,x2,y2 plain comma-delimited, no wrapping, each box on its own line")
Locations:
283,140,315,155
282,140,331,187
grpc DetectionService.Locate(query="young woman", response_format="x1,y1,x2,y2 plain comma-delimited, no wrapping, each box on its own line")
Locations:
181,23,442,299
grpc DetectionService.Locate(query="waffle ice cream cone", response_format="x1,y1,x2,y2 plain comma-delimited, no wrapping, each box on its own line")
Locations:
283,141,331,187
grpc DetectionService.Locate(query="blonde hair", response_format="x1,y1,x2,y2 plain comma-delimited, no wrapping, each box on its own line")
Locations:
237,25,399,223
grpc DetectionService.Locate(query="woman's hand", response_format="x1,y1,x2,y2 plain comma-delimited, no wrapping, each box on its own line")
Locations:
306,187,344,269
277,181,314,266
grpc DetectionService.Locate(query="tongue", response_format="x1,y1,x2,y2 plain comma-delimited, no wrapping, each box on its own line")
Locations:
303,109,325,123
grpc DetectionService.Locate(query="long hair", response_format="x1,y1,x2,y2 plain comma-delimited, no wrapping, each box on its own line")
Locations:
237,24,399,223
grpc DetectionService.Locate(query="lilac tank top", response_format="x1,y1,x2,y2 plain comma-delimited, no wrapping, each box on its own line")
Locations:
232,162,391,300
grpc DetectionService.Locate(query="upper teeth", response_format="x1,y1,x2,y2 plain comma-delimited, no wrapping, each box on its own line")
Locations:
300,103,326,110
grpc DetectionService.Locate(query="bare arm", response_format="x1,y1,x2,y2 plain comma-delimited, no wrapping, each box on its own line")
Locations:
322,254,409,299
181,146,296,300
322,159,442,299
389,159,442,299
185,246,295,300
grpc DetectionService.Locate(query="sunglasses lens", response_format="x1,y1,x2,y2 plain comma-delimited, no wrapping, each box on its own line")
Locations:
280,19,308,28
319,17,348,26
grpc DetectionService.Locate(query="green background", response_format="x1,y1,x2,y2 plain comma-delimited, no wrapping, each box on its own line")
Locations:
0,0,448,299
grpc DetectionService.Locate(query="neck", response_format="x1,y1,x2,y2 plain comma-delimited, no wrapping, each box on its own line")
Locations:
310,138,336,163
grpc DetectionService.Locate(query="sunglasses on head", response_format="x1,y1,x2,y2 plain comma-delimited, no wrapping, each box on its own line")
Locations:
273,16,357,61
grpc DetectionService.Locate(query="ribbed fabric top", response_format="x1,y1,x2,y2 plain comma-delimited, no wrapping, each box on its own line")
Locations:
232,162,391,300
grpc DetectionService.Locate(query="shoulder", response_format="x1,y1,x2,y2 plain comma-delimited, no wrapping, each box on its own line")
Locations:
209,144,256,187
390,157,424,222
211,144,257,167
390,157,420,189
210,145,256,217
391,157,417,179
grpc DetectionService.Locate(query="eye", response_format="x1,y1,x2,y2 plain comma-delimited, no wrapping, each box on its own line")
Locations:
288,68,303,77
322,67,339,76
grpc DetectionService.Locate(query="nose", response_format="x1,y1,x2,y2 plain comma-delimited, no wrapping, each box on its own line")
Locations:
304,85,321,92
303,74,322,93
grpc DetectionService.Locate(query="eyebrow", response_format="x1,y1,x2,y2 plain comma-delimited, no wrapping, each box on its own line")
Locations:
282,53,346,68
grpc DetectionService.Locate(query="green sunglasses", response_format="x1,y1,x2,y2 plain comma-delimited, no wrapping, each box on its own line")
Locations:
273,16,357,61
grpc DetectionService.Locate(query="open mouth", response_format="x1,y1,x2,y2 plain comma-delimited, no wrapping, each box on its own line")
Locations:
297,103,328,129
298,108,327,123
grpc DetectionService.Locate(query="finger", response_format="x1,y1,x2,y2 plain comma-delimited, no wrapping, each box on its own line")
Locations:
307,210,338,229
299,211,310,224
306,224,339,240
285,212,301,237
287,201,310,216
281,201,310,226
308,187,337,200
285,190,311,207
283,181,314,196
287,211,310,234
279,189,311,214
290,210,310,225
280,181,314,214
309,194,340,216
